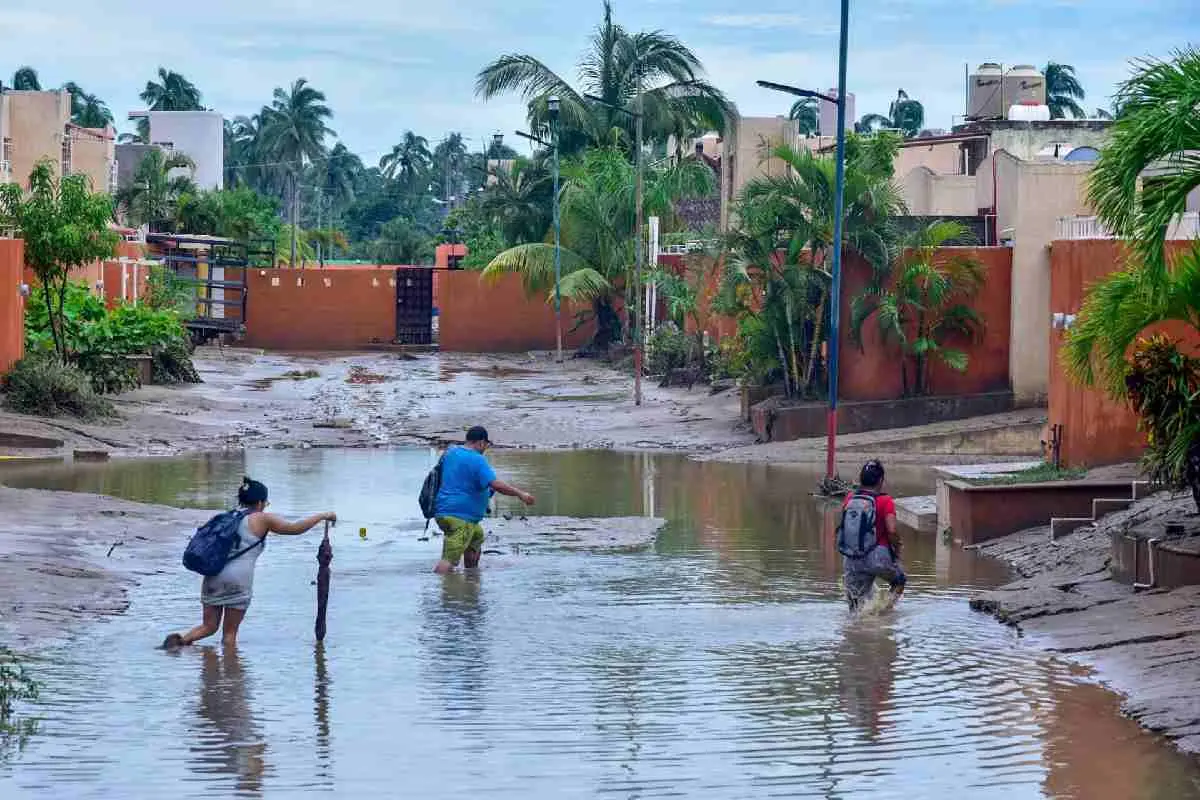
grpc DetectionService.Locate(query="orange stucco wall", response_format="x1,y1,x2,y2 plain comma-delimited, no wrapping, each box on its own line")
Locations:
0,239,26,375
438,271,595,352
242,267,397,350
839,247,1013,401
1048,239,1200,467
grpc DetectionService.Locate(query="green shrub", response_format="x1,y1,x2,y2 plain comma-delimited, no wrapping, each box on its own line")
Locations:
707,337,751,382
2,350,114,420
24,282,201,394
647,323,692,375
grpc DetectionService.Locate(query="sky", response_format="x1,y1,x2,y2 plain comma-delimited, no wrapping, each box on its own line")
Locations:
1,0,1195,166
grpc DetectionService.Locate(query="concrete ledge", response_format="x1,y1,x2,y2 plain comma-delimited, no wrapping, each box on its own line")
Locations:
945,479,1132,546
1093,497,1135,518
0,432,65,449
751,391,1014,442
1111,518,1200,589
895,495,937,534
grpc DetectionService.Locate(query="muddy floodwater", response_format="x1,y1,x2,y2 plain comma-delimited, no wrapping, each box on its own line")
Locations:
2,449,1199,799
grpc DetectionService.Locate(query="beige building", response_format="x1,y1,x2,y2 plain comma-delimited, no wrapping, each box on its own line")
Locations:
0,89,115,192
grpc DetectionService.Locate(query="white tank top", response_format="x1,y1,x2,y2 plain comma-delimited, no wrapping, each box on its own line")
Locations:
200,513,265,607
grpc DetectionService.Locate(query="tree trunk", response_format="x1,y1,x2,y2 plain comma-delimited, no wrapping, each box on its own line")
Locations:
41,282,63,362
775,329,793,398
803,289,828,391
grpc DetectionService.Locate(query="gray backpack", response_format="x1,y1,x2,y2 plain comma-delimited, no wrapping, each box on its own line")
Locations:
836,491,878,558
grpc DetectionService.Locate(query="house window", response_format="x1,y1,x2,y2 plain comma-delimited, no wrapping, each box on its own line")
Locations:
61,134,72,176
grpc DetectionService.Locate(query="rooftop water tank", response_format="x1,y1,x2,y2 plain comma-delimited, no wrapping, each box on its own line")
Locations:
1004,65,1045,108
967,63,1005,120
1008,102,1051,122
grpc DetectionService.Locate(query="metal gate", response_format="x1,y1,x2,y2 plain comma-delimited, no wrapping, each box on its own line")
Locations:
395,267,433,345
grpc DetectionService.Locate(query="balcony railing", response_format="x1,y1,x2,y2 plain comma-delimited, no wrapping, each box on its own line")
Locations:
1057,212,1200,240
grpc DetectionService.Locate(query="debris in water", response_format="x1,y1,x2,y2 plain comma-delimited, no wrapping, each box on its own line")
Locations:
346,366,390,385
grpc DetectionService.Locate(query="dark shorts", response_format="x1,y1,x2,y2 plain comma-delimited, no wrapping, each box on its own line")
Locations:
843,547,906,610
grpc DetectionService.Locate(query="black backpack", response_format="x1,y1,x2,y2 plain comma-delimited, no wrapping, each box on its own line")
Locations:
418,452,447,524
182,510,263,576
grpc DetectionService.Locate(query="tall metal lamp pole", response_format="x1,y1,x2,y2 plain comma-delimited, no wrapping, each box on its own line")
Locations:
755,0,850,483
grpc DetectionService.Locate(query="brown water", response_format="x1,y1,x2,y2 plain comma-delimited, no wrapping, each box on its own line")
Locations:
2,449,1198,799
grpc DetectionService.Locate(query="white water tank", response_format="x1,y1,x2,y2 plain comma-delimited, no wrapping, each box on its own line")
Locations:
1008,102,1051,122
1004,65,1045,108
967,63,1005,120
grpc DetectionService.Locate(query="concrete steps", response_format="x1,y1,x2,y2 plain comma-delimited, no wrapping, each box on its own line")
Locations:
895,495,937,534
1048,481,1151,542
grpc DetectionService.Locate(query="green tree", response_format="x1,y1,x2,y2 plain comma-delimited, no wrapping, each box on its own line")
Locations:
116,149,197,232
174,187,281,241
432,133,469,203
380,132,432,184
1065,48,1200,507
11,67,40,91
789,97,819,136
260,78,335,263
855,90,923,137
140,67,203,111
63,82,113,129
0,160,119,360
483,146,714,350
1044,62,1086,120
851,220,986,396
476,1,732,158
478,159,553,245
722,133,905,396
371,217,433,264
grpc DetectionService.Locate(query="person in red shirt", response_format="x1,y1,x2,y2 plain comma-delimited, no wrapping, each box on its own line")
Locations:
841,460,906,611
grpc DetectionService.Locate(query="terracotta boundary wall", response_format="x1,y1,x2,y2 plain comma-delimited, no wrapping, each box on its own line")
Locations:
241,267,398,350
21,241,149,309
1048,239,1200,467
438,271,596,353
0,240,25,375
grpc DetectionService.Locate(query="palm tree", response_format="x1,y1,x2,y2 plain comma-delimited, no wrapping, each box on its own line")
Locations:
789,97,819,136
476,1,732,158
432,133,469,203
854,90,924,137
260,78,335,264
482,147,714,350
850,221,986,396
11,66,40,91
1044,62,1086,120
1065,47,1200,507
63,82,114,129
116,149,197,232
380,132,432,184
478,160,553,245
140,68,203,111
722,133,906,396
321,143,363,210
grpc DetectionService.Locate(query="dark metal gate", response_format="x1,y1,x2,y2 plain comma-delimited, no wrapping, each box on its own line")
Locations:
394,267,433,345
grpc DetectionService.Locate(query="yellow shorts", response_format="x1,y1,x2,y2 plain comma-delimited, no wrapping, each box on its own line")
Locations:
436,516,485,565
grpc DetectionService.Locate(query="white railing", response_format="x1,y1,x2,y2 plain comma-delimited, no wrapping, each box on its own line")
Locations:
1057,212,1200,241
660,240,717,255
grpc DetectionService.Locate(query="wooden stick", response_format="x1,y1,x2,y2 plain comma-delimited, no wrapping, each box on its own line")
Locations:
315,521,332,642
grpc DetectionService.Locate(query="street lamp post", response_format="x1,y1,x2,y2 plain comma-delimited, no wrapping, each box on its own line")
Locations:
756,0,850,485
583,90,644,405
489,132,504,187
515,101,563,363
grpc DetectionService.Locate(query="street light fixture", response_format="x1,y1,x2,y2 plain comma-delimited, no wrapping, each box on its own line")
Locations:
758,0,850,487
583,90,645,406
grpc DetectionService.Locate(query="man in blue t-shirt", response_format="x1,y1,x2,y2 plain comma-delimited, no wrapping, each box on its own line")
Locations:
433,425,535,573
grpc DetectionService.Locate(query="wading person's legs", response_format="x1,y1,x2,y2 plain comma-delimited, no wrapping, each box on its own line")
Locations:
462,526,486,569
221,606,247,647
175,604,223,645
435,516,478,574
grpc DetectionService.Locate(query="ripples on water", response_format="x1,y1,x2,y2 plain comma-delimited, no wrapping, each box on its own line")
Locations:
2,449,1199,799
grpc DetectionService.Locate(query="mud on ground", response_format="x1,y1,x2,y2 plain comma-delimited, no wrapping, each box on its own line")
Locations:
970,493,1200,755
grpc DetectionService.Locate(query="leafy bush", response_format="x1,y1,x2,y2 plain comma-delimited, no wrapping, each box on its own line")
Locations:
707,336,751,382
144,266,196,317
1125,334,1200,509
647,322,693,375
2,350,114,419
24,281,200,395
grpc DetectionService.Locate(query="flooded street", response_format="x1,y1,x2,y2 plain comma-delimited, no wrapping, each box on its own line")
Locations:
2,450,1199,798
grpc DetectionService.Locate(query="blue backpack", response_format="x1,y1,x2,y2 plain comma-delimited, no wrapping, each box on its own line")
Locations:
182,510,263,576
835,491,878,559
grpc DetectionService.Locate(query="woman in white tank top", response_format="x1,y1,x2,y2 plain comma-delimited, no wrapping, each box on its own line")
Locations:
164,477,336,648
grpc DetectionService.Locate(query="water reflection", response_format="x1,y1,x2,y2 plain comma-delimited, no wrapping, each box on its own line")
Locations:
4,449,1200,798
186,647,268,797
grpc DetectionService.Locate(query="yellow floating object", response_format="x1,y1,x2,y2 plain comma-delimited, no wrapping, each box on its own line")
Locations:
359,527,367,540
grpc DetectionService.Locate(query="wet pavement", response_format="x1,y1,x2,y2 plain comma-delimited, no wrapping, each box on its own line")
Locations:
2,449,1199,798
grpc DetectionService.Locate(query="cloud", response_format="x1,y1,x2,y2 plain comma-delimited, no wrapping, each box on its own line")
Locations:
701,14,834,32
